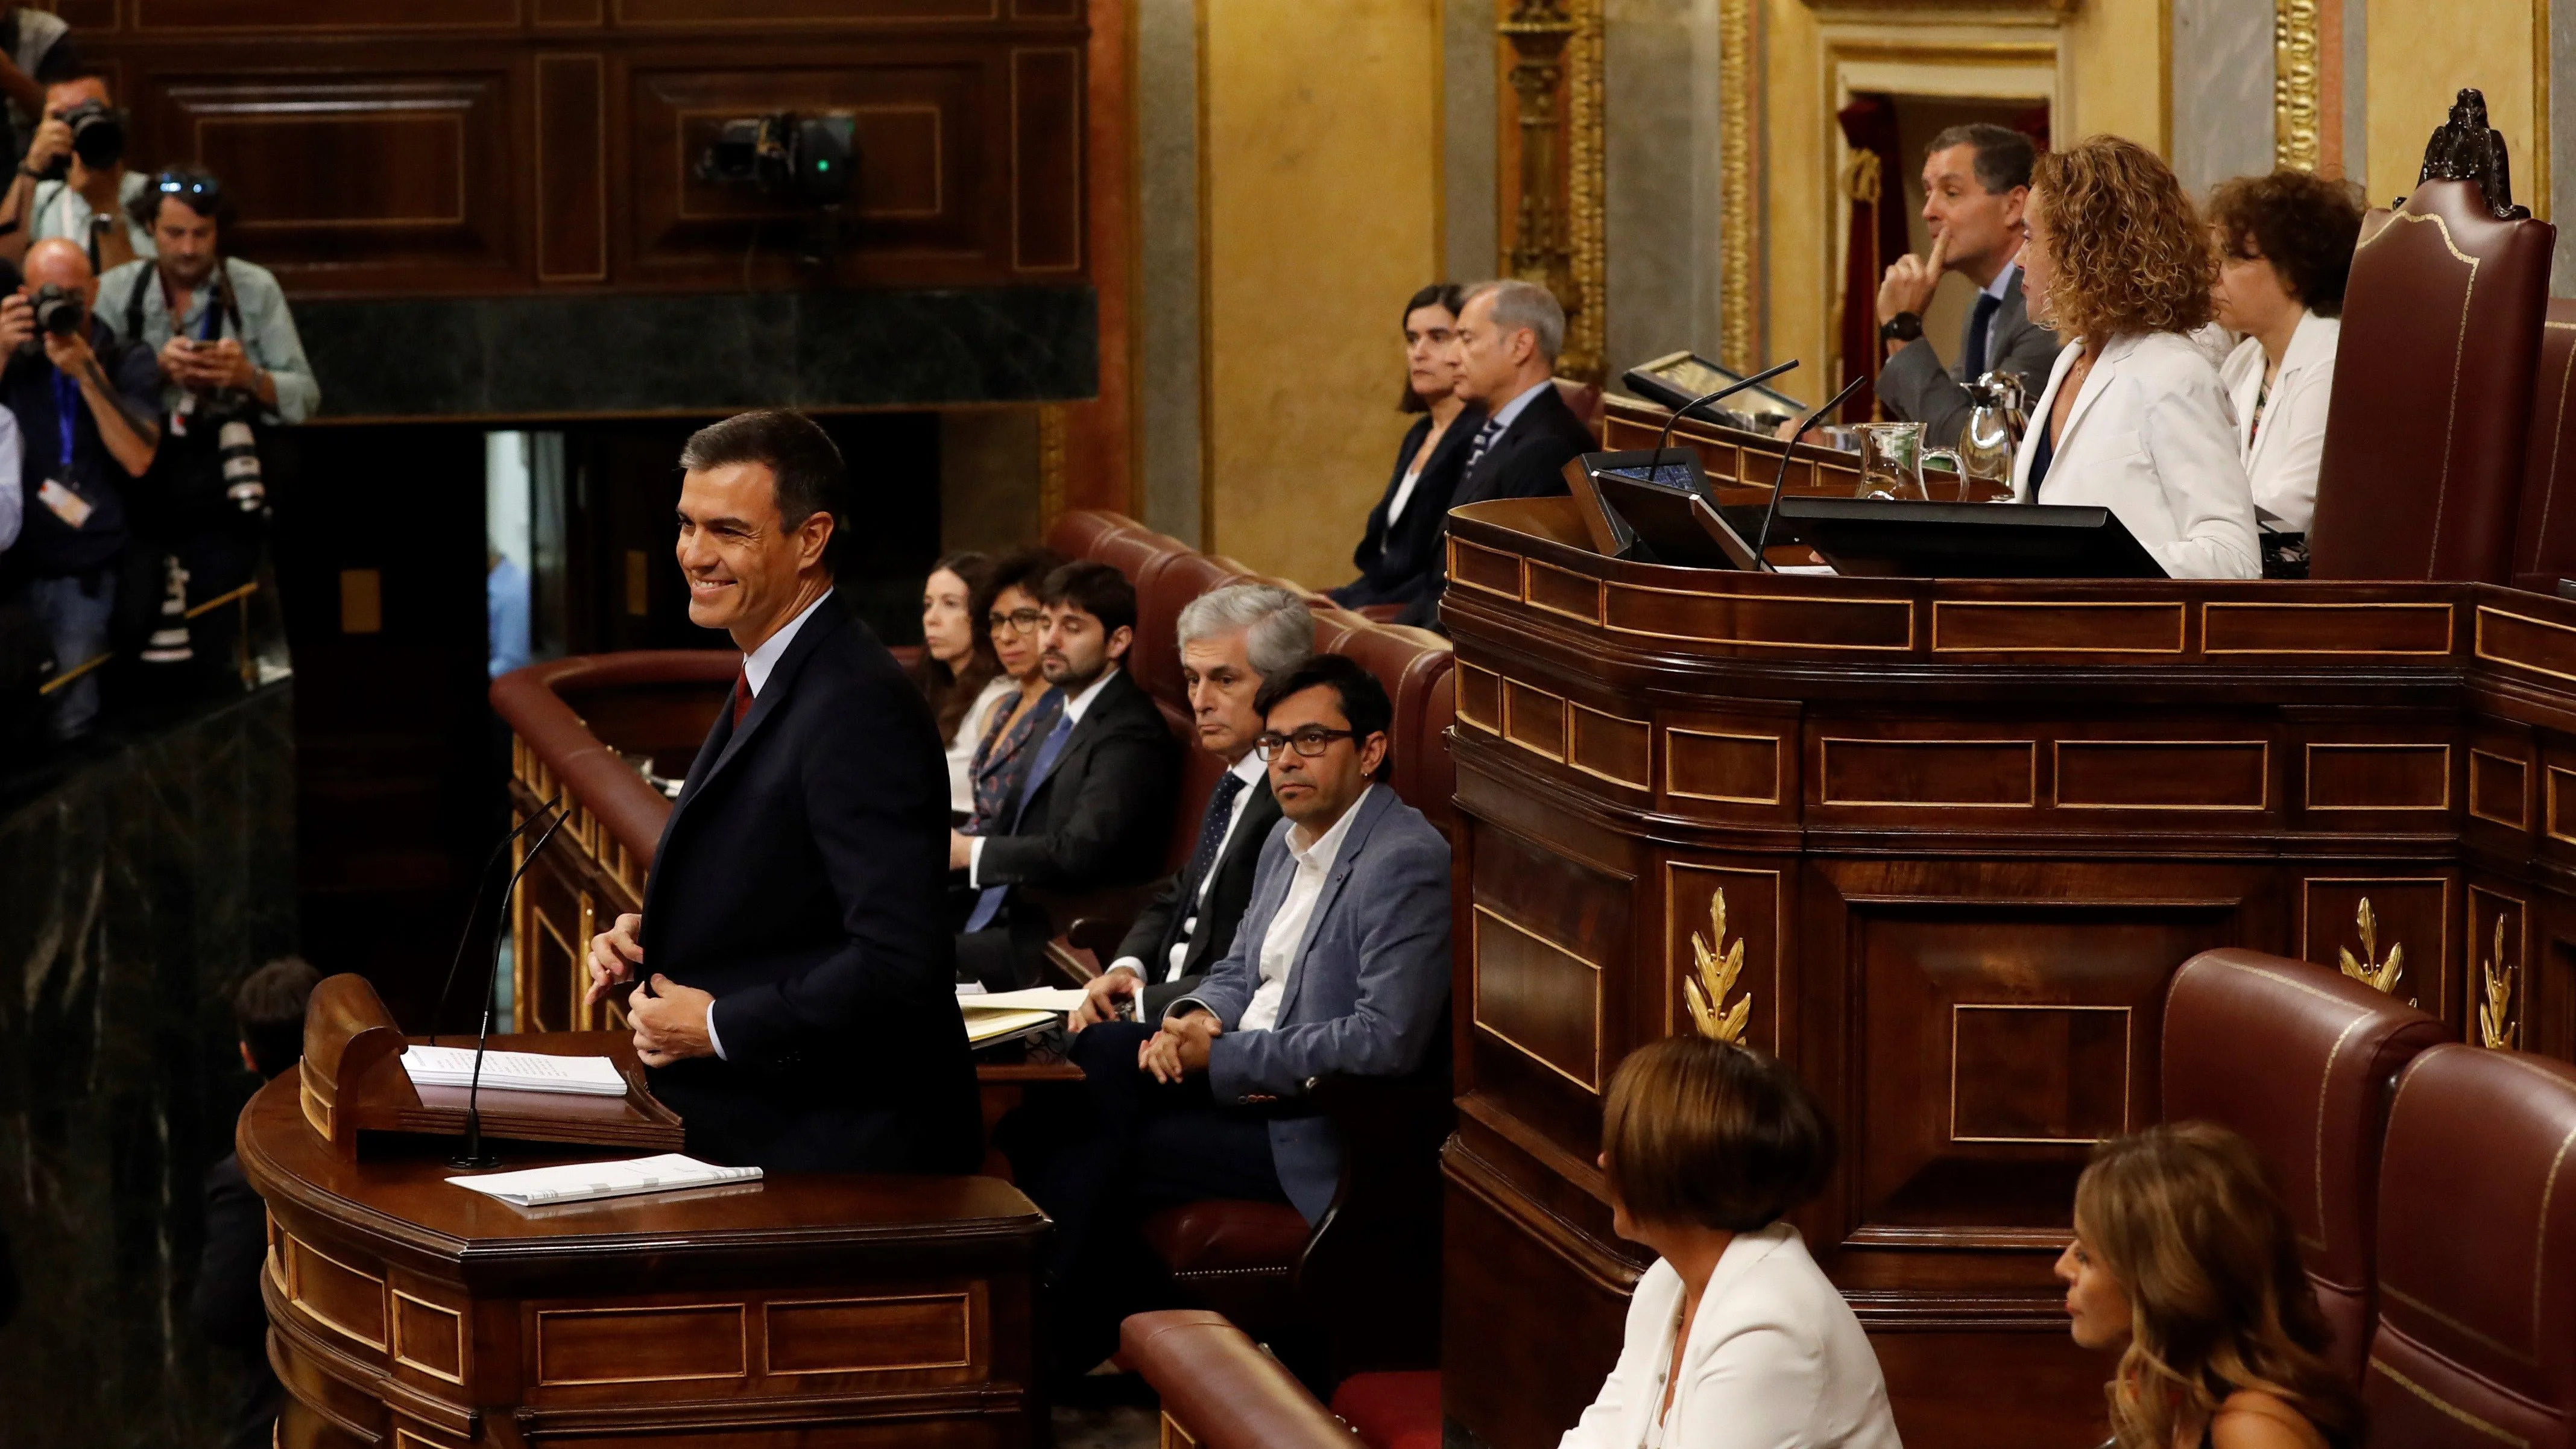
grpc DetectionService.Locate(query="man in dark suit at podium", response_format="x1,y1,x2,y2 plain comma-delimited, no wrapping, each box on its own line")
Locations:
1400,278,1596,630
584,408,979,1174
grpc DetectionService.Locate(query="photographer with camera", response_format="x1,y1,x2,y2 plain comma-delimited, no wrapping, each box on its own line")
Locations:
2,237,161,740
0,75,147,274
101,166,314,684
0,8,77,167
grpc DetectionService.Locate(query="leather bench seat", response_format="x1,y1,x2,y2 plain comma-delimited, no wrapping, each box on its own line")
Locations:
1122,1310,1362,1449
1141,1200,1313,1273
1328,1371,1442,1449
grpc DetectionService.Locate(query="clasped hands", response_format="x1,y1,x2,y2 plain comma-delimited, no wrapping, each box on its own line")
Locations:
585,911,717,1067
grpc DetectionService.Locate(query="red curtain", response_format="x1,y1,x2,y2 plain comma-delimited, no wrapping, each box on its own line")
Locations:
1836,95,1908,424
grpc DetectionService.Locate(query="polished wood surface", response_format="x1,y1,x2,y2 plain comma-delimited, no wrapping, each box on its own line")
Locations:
242,1035,1048,1448
1438,492,2576,1449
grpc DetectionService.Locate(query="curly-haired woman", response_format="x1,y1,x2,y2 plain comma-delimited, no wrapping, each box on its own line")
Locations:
2208,171,2366,573
2059,1123,2363,1448
2011,136,2261,578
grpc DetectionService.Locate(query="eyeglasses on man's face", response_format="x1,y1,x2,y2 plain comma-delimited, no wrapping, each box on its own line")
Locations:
988,608,1044,636
1254,727,1357,762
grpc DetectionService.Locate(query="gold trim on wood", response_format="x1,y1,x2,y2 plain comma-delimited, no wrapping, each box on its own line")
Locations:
1470,904,1605,1094
1817,736,2039,809
1684,889,1752,1043
1565,700,1652,790
1037,404,1068,527
285,1235,390,1353
2336,897,2419,1008
1663,727,1784,805
2478,914,2521,1050
1600,581,1917,651
1498,0,1606,380
1455,662,1501,732
2548,765,2576,844
1929,599,2186,655
533,1302,749,1386
2274,0,2322,172
1500,678,1570,763
2201,600,2458,655
1664,863,1783,1049
2476,605,2576,684
759,1292,975,1375
391,1290,467,1385
1947,1003,2134,1144
2469,748,2532,830
2300,742,2454,812
2050,740,2271,812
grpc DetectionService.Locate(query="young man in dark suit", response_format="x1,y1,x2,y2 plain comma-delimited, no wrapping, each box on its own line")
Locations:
584,408,978,1174
952,560,1179,991
1400,277,1597,630
1067,581,1313,1027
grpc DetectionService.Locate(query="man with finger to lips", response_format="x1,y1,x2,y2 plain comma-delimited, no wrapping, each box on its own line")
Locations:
582,408,979,1174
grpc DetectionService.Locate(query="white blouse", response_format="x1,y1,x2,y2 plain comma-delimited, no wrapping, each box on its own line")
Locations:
1559,1224,1902,1449
944,674,1014,818
2219,310,2341,534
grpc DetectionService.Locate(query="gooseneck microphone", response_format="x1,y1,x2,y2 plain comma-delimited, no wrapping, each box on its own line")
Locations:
450,803,576,1170
427,795,566,1047
1751,375,1872,570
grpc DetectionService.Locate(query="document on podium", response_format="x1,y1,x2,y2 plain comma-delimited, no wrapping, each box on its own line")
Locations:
445,1154,762,1207
402,1044,628,1096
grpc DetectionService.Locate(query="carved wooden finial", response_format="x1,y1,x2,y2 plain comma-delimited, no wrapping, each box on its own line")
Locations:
2414,86,2530,220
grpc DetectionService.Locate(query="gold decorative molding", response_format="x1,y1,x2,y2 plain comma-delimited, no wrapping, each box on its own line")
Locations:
2337,897,2418,1008
1717,0,1756,371
1498,0,1606,381
1036,403,1068,527
2273,0,2321,172
1565,0,1605,380
2480,917,2519,1050
1685,889,1753,1043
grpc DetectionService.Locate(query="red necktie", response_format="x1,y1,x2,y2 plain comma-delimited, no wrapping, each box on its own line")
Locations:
733,663,753,728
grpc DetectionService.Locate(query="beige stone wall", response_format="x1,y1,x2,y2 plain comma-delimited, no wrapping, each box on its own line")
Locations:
2366,0,2540,213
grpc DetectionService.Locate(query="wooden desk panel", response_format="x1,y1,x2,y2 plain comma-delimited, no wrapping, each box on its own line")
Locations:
1439,495,2576,1449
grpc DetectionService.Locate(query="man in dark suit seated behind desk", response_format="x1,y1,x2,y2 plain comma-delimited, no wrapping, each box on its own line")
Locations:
1067,581,1315,1027
952,560,1179,990
1400,277,1598,630
584,408,979,1173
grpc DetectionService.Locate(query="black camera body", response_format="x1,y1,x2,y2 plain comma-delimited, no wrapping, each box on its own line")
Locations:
34,99,127,181
29,283,81,341
695,111,854,207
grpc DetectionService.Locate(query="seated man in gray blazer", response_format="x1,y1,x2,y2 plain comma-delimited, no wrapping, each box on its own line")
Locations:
1014,652,1451,1380
1872,122,2062,449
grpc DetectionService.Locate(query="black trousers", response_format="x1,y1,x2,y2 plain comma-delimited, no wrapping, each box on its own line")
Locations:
1000,1020,1290,1376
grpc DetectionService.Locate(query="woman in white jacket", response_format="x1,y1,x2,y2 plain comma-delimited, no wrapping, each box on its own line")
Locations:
2207,171,2366,577
1560,1038,1901,1449
2011,136,2261,580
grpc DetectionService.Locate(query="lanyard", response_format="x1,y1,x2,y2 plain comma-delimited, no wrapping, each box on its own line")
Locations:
49,364,77,476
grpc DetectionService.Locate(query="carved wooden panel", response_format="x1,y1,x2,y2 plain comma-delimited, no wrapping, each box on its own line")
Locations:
2302,742,2452,813
1472,905,1603,1094
1450,538,1523,599
391,1290,467,1384
2298,875,2451,1022
1662,863,1782,1051
1566,702,1649,791
1468,822,1635,1155
134,0,523,29
2053,740,2268,811
1603,584,1913,651
1526,559,1603,622
1930,600,2183,655
286,1236,390,1353
762,1293,974,1375
2203,600,2456,655
1456,662,1500,734
1665,726,1781,806
534,1302,750,1386
2478,601,2576,684
1010,47,1082,271
2471,745,2533,829
1501,678,1568,762
1818,737,2037,809
535,54,608,282
2467,885,2528,1050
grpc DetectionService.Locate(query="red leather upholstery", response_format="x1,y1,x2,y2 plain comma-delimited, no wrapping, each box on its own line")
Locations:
1330,621,1457,837
1141,1200,1313,1274
2364,1046,2576,1448
1121,1311,1362,1449
2311,180,2557,581
2513,298,2576,592
1138,548,1254,705
1330,1372,1442,1449
2161,950,2446,1381
1554,377,1606,441
1045,508,1138,564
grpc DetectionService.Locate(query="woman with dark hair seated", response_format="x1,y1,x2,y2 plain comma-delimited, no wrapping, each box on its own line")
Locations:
2059,1123,2363,1449
960,548,1066,836
912,552,1009,822
2207,171,2366,578
2013,135,2260,579
1330,282,1486,612
1561,1037,1899,1449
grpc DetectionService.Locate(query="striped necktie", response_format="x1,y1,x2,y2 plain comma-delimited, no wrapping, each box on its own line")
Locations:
1462,415,1505,475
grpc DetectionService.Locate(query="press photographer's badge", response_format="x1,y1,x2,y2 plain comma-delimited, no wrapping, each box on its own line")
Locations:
36,478,92,529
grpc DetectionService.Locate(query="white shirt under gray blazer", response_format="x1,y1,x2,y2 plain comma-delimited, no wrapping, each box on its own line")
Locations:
2220,310,2341,535
1558,1224,1902,1449
2011,330,2262,579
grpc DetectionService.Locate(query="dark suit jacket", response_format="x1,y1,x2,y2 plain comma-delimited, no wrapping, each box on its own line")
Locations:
1110,771,1282,1019
641,595,980,1173
1329,405,1485,610
962,666,1178,988
1874,269,2062,450
1401,382,1597,628
192,1152,281,1449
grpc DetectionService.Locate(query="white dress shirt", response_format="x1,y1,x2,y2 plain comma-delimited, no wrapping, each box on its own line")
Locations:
2011,330,2261,579
1559,1225,1902,1449
704,587,834,1061
1109,749,1268,984
1480,378,1555,444
967,665,1120,885
2220,309,2341,534
1234,784,1369,1032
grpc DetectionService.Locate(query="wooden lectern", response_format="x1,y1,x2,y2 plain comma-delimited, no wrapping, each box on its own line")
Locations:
248,979,1049,1447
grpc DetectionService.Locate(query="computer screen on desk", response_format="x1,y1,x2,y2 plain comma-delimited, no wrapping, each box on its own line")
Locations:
1569,449,1764,569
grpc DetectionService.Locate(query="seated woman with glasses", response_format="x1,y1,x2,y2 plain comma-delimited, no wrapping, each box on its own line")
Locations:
2012,134,2261,579
959,548,1067,836
1561,1036,1900,1449
2058,1123,2361,1449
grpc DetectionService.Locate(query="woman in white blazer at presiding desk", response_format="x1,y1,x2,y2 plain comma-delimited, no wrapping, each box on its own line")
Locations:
2009,135,2262,580
1558,1037,1901,1449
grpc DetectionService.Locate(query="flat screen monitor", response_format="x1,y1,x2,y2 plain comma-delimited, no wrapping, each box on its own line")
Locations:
1570,450,1764,570
1621,351,1808,432
1776,497,2168,579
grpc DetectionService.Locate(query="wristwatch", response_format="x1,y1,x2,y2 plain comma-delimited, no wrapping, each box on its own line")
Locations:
1879,312,1924,347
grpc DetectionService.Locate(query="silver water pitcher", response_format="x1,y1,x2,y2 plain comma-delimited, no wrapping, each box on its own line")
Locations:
1957,370,2028,490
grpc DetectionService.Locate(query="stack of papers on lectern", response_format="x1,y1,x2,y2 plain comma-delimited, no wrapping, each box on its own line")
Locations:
445,1154,760,1207
401,1044,628,1096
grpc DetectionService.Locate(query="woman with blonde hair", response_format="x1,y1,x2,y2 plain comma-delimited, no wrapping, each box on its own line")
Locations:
2012,134,2261,578
2057,1123,2363,1449
1560,1037,1899,1449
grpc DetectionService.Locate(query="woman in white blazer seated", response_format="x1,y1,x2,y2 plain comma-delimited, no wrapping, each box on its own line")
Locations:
1559,1038,1901,1449
2208,171,2366,578
2011,136,2262,580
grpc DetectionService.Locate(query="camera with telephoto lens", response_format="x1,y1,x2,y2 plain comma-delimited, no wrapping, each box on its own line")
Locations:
695,111,855,207
34,99,126,182
25,283,82,350
219,418,264,511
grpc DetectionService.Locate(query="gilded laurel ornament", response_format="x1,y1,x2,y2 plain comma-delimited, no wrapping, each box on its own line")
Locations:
2337,897,2417,1008
1685,889,1752,1044
2480,917,2518,1050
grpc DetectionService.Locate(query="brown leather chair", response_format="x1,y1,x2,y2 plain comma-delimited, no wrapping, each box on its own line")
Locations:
1121,1310,1361,1449
1554,376,1606,443
2511,297,2576,592
2309,178,2557,581
1137,548,1254,709
1331,620,1457,838
2364,1045,2576,1447
1044,507,1139,564
2160,950,2447,1382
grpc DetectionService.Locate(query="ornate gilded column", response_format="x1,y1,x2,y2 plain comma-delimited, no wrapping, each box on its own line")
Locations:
1717,0,1756,371
1498,0,1606,381
2274,0,2322,171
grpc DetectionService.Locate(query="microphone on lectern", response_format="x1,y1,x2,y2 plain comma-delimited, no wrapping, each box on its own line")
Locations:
450,804,575,1170
427,795,566,1047
1752,374,1870,570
